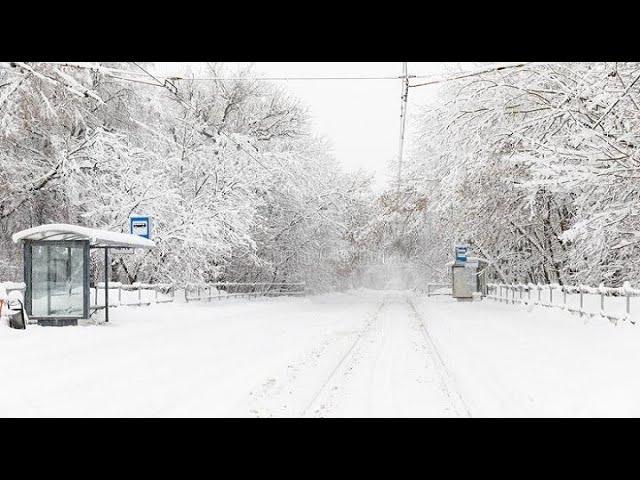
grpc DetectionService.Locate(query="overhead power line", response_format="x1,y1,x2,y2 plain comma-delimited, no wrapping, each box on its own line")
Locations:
166,75,428,81
409,62,533,88
39,61,536,89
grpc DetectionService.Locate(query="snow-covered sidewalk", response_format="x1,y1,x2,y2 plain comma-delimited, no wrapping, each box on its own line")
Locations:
415,296,640,417
0,291,386,417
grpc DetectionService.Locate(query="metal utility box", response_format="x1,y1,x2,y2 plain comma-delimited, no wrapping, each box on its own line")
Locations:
452,263,477,300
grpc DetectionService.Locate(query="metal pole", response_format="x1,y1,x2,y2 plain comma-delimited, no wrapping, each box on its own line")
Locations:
396,61,409,193
579,287,584,315
104,248,109,323
46,245,51,315
626,291,631,316
519,285,523,303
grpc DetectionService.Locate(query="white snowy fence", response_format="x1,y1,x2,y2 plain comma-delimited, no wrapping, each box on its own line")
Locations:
184,282,306,302
93,282,175,309
426,283,452,297
486,282,640,324
4,280,305,316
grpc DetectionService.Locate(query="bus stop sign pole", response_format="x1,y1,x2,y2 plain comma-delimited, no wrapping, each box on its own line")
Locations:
104,247,109,323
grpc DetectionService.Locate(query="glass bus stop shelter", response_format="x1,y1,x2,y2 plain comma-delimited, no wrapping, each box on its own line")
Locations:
12,224,155,326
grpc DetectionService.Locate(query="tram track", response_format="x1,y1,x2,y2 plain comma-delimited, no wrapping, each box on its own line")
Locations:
300,295,388,417
406,296,473,418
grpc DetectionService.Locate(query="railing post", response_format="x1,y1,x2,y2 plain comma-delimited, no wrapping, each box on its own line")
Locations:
537,284,541,303
549,285,553,305
138,287,142,306
626,291,631,317
579,287,584,316
563,286,567,309
155,288,159,303
519,285,523,303
197,286,201,301
600,284,604,312
118,286,122,305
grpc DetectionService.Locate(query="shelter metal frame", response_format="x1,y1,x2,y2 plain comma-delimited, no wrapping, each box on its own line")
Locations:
23,240,137,325
15,224,155,326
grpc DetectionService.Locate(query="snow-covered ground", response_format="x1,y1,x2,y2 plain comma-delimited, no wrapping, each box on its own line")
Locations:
414,296,640,417
2,289,640,417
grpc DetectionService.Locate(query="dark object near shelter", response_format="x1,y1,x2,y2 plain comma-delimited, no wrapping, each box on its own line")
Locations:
7,298,26,330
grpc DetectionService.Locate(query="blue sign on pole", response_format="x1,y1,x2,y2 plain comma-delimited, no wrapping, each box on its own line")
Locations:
455,245,468,263
129,215,152,239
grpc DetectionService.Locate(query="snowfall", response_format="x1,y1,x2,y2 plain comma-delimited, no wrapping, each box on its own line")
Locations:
2,289,640,417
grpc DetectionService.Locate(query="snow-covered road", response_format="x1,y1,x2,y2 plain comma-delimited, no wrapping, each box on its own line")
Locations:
300,294,468,417
2,289,640,417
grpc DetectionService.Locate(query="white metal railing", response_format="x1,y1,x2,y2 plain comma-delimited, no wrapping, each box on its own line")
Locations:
426,283,452,297
486,281,640,324
184,282,306,302
93,282,175,310
5,280,305,314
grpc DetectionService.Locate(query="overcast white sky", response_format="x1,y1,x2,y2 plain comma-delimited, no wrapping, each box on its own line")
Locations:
152,62,474,191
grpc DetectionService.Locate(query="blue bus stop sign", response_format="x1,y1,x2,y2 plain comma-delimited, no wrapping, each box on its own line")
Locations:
130,215,152,239
455,245,468,263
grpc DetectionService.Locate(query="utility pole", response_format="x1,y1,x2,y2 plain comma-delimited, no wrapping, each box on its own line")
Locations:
397,62,410,194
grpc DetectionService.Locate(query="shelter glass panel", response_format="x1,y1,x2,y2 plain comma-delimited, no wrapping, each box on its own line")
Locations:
31,245,84,316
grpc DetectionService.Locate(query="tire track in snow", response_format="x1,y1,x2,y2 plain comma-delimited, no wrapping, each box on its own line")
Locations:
300,295,388,417
406,296,473,418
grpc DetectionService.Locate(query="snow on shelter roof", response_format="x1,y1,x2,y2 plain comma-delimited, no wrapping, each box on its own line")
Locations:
12,223,155,249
